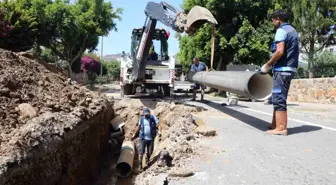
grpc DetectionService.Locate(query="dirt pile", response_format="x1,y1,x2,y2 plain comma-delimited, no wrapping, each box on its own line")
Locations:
0,49,113,184
114,99,206,185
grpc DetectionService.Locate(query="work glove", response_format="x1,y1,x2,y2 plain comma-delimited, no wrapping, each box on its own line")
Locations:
261,64,270,73
258,64,270,75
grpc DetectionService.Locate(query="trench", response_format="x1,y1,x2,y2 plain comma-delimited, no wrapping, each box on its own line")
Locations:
0,96,201,185
94,98,203,185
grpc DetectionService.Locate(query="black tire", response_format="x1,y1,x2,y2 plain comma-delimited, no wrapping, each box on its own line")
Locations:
163,85,174,97
123,84,134,95
163,85,170,97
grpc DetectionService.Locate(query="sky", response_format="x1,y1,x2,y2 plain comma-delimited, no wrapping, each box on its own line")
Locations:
95,0,183,57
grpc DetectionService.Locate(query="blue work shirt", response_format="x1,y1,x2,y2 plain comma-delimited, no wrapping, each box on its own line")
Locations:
138,115,159,140
272,23,299,72
190,62,207,72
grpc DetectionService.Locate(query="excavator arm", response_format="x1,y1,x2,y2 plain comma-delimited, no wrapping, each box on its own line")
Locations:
133,1,218,82
144,1,217,33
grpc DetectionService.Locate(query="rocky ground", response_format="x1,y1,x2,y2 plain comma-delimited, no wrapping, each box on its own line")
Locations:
112,98,216,185
0,49,109,179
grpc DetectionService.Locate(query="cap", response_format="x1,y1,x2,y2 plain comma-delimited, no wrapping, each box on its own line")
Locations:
143,107,150,115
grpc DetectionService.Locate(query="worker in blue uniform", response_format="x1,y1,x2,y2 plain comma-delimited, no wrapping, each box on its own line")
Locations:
190,57,208,101
260,9,299,136
132,107,161,170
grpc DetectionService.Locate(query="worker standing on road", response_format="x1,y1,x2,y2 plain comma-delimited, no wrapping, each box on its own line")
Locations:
132,107,161,170
190,57,208,101
260,9,299,136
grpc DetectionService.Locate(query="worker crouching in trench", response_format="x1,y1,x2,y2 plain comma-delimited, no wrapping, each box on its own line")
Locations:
132,107,162,171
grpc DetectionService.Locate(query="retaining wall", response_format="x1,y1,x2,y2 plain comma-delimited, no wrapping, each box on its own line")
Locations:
288,77,336,104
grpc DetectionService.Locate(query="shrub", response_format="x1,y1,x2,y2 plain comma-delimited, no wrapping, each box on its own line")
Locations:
102,60,120,81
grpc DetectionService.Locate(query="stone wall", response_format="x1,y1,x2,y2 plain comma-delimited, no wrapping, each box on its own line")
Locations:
0,102,116,185
288,77,336,104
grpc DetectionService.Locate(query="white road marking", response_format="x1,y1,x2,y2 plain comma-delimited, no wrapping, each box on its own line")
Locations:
243,108,336,132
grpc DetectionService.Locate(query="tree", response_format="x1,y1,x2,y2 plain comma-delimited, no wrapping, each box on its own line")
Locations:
0,0,54,51
42,0,122,79
0,8,13,38
178,0,274,72
229,19,274,65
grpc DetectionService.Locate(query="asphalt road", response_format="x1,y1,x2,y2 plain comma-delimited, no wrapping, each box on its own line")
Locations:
101,84,336,185
168,97,336,185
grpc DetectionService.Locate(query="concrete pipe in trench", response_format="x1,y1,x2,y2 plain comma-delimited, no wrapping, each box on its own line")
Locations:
116,141,135,178
187,71,273,101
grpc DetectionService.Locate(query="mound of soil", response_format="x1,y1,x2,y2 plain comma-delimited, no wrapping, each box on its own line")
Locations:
0,49,108,173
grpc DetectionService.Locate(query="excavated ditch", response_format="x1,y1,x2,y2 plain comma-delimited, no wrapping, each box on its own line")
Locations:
0,49,209,185
110,99,206,185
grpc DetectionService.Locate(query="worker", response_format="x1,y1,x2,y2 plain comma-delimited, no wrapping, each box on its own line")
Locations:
260,9,299,136
148,41,158,60
190,57,208,101
132,107,161,170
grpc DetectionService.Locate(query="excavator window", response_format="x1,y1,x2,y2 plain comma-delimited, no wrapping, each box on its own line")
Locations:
131,28,169,61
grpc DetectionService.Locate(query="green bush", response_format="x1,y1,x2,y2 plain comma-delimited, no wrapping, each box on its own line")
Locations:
96,75,110,84
312,51,336,78
313,63,336,78
87,72,97,88
102,60,120,80
294,67,308,79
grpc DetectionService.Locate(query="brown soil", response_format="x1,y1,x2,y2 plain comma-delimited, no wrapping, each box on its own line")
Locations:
113,99,205,185
0,49,108,174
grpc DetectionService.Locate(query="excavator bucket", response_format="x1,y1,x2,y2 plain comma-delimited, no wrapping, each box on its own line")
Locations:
185,6,218,34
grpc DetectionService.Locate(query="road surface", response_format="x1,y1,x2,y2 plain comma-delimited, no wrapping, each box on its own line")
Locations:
168,97,336,185
101,84,336,185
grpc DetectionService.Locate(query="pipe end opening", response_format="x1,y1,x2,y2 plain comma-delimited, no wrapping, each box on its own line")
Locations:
247,73,273,101
116,162,132,178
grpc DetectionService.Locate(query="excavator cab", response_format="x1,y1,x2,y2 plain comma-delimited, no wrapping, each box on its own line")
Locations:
131,28,169,63
120,1,218,98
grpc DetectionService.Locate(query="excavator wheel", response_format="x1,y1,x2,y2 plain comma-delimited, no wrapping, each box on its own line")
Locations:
121,84,134,96
163,85,174,98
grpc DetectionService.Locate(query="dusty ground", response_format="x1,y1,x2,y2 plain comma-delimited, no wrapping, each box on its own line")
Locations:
111,98,213,185
0,49,108,177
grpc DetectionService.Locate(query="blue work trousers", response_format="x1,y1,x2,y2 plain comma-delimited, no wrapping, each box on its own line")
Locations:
272,71,295,111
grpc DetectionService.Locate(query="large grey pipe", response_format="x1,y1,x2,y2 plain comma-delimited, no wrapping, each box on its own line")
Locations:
116,141,135,178
187,71,272,101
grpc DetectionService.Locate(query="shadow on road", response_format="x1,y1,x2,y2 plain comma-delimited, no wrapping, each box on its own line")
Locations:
205,101,322,135
288,125,322,135
287,103,299,106
206,101,270,131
